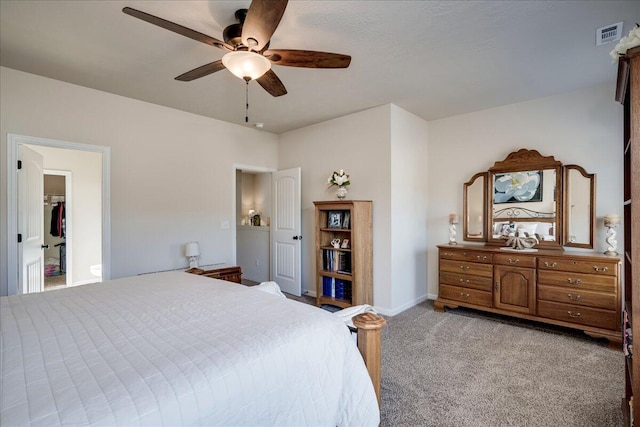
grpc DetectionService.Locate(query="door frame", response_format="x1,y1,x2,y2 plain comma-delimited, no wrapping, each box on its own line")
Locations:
44,169,73,286
233,163,276,277
6,133,111,295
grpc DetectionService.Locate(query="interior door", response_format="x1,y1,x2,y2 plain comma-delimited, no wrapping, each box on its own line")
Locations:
18,145,45,294
271,167,301,296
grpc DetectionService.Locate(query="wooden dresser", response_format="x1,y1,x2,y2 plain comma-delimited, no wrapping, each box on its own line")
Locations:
434,244,621,345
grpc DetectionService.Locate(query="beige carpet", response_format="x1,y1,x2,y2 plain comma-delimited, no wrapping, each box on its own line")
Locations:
380,301,623,426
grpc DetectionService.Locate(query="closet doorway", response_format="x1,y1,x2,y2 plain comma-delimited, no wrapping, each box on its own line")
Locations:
7,133,111,296
43,171,71,291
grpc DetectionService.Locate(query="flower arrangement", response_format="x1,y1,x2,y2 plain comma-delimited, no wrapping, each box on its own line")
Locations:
610,23,640,62
327,169,350,188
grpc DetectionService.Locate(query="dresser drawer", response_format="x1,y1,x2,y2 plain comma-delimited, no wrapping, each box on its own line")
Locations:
537,301,618,330
440,284,492,307
440,249,493,264
440,259,493,278
537,257,618,276
441,271,492,292
538,285,617,310
494,253,536,268
538,270,617,293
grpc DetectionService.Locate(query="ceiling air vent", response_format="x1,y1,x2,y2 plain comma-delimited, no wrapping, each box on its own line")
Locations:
596,22,623,46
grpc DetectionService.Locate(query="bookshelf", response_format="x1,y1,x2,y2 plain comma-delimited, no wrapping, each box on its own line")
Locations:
617,45,640,426
314,200,373,309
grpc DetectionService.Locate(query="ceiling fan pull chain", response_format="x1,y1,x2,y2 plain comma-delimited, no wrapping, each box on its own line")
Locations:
245,78,250,123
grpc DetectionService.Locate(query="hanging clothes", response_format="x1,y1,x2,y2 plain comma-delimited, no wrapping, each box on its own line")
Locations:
50,202,65,237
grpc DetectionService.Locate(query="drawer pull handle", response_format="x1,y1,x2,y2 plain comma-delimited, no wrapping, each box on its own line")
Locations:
567,278,582,285
544,262,558,268
460,266,470,271
462,252,468,256
567,311,581,318
459,292,470,298
567,294,582,301
508,258,519,264
476,255,488,261
593,266,608,273
459,278,470,284
443,252,453,257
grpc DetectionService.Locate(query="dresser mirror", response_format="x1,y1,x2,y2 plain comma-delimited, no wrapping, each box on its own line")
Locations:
563,165,596,248
463,173,487,241
462,149,596,250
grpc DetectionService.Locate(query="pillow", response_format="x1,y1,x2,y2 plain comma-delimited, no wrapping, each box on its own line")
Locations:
517,222,538,236
494,222,516,236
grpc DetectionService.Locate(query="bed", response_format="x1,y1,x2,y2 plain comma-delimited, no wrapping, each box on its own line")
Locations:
1,271,380,426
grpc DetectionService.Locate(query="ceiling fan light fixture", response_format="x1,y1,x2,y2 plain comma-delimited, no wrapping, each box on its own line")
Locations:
222,51,271,80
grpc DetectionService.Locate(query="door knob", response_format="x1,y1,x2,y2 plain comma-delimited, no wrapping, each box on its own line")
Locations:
41,244,50,249
293,235,302,240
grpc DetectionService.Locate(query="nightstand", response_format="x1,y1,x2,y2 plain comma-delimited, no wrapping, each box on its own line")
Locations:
186,265,243,283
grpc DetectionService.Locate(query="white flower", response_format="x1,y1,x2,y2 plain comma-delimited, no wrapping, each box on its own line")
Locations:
494,171,540,203
611,24,640,62
327,169,351,188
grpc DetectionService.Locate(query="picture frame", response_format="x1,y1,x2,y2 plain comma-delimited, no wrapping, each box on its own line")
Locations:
327,211,343,228
493,170,543,204
342,212,351,229
341,239,350,249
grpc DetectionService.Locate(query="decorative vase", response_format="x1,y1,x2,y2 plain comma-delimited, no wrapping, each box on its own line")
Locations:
336,186,348,200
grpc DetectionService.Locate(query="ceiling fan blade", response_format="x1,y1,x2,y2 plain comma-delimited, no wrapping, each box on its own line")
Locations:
256,70,287,97
263,49,351,68
175,60,226,81
242,0,288,52
123,7,232,51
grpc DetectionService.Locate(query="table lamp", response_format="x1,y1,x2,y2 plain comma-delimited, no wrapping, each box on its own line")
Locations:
185,242,200,268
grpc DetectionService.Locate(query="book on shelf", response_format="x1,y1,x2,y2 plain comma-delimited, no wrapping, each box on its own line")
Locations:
321,275,353,300
336,251,351,274
323,249,351,274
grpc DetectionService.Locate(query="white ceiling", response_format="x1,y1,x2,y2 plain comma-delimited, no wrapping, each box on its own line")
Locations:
1,1,638,134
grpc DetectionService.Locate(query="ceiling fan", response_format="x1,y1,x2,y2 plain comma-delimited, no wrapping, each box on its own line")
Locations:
122,0,351,97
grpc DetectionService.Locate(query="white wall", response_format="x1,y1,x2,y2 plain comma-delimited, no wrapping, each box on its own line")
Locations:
390,105,430,312
278,104,430,315
30,145,103,285
0,66,278,296
426,82,623,298
278,105,393,311
236,226,270,282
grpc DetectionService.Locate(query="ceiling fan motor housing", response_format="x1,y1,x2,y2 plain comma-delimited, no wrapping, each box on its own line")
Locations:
223,9,248,47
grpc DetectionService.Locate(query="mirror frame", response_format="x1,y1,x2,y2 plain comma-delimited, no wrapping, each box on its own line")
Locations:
563,164,596,249
487,150,563,250
463,172,487,242
462,149,597,250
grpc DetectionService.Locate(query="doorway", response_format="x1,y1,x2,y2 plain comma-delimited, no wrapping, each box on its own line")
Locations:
233,165,302,296
236,168,272,285
43,171,71,291
6,134,111,296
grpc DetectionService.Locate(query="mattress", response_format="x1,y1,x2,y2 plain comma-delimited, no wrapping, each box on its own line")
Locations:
1,271,379,426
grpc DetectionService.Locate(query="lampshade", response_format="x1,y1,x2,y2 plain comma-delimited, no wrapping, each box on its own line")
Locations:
185,242,200,257
222,51,271,80
604,213,621,226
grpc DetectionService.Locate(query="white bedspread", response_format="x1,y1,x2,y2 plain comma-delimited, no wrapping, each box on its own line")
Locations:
1,272,379,426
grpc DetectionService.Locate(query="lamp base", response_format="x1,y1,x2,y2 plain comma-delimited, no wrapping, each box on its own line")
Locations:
604,250,619,257
189,257,198,268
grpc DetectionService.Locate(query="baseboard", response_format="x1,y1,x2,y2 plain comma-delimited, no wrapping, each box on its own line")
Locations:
70,279,101,287
302,290,435,317
375,294,430,317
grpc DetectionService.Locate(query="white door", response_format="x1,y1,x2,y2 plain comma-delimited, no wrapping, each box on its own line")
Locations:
271,167,301,296
18,145,45,294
